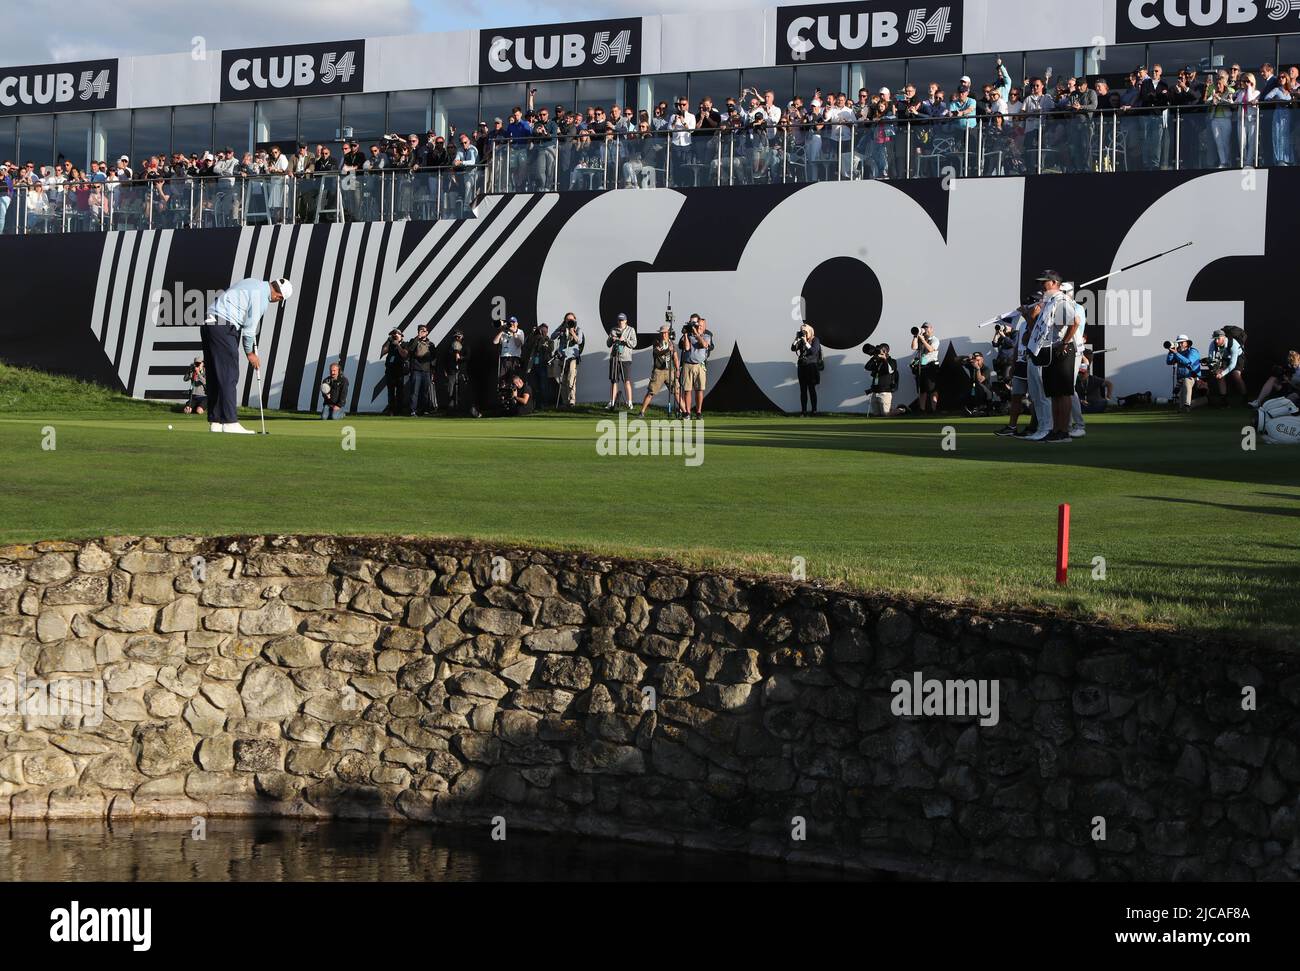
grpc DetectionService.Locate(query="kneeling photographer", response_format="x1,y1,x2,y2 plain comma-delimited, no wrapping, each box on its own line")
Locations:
183,357,207,415
863,342,898,416
1163,334,1201,413
496,369,536,416
1204,326,1246,407
320,361,349,420
959,350,993,415
791,323,824,416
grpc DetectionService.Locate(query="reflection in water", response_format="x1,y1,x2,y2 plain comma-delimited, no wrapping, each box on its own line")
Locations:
0,819,880,882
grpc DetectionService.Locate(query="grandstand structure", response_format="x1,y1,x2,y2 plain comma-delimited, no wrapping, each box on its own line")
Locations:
0,0,1296,413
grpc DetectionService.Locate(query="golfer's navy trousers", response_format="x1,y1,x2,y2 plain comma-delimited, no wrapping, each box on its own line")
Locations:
200,321,241,424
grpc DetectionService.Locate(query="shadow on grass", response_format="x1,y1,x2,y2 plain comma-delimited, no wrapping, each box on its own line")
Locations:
1131,495,1300,519
1103,555,1298,649
697,412,1300,488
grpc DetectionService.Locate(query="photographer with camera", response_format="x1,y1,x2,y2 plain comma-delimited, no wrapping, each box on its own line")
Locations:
791,323,824,416
523,323,555,410
1205,327,1246,407
405,323,437,416
994,303,1035,437
863,342,899,416
1163,334,1202,413
183,357,207,415
679,314,712,420
320,361,349,420
554,313,584,409
606,313,637,411
440,328,471,415
497,370,536,417
1076,351,1113,413
641,321,682,417
960,351,993,415
493,316,526,377
910,321,940,413
380,327,407,415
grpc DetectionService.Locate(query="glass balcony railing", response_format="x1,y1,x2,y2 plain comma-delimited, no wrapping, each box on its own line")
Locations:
2,103,1293,235
1,167,483,234
482,102,1291,190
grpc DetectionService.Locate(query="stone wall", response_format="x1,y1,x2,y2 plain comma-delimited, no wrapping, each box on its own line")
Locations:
0,535,1297,880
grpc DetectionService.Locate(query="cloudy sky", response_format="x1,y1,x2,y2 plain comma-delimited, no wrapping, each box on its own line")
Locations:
2,0,800,65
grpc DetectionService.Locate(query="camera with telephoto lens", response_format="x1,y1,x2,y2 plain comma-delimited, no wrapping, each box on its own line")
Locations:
910,326,921,337
1163,339,1183,350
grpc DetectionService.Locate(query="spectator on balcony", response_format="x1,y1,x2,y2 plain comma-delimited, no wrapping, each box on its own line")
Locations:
1259,62,1281,99
694,96,722,167
1265,73,1294,166
621,122,659,188
668,96,696,177
1022,77,1051,156
647,101,667,133
949,77,977,134
1206,75,1236,168
829,92,858,177
0,161,14,233
453,132,480,207
25,180,49,232
531,108,559,192
1236,72,1261,165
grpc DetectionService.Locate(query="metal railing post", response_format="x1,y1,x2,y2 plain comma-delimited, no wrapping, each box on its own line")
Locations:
1239,106,1246,169
907,123,912,179
1175,108,1182,171
1248,105,1258,168
665,135,672,188
782,127,788,183
1037,118,1044,174
613,135,620,189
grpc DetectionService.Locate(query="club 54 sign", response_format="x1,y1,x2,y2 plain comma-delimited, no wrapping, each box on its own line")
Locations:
220,40,366,102
776,1,963,65
1116,0,1300,42
480,18,642,83
0,59,116,116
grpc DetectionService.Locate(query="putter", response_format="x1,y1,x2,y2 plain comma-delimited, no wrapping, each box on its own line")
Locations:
252,348,268,435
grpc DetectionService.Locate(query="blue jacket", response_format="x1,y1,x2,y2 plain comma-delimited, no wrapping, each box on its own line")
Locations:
1166,346,1201,380
208,278,274,354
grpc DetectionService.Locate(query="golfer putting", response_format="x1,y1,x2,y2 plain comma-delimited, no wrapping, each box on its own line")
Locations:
200,277,292,434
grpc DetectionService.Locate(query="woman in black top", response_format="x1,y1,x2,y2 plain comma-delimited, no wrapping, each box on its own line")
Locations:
792,323,824,416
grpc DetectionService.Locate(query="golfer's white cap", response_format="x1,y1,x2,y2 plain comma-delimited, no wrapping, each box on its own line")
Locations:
272,278,293,300
1062,281,1075,293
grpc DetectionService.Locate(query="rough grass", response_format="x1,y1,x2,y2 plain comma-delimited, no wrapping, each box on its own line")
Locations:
1,362,1297,647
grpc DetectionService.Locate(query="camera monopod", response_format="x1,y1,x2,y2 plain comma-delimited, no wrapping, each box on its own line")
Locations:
976,241,1195,329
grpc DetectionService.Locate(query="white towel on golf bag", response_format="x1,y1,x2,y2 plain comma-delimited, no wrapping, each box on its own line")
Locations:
1257,397,1300,445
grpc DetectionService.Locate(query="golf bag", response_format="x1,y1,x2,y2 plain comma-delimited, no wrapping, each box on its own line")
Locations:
1257,397,1300,445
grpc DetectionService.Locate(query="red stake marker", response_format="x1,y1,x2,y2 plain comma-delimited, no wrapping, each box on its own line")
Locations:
1056,503,1071,585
